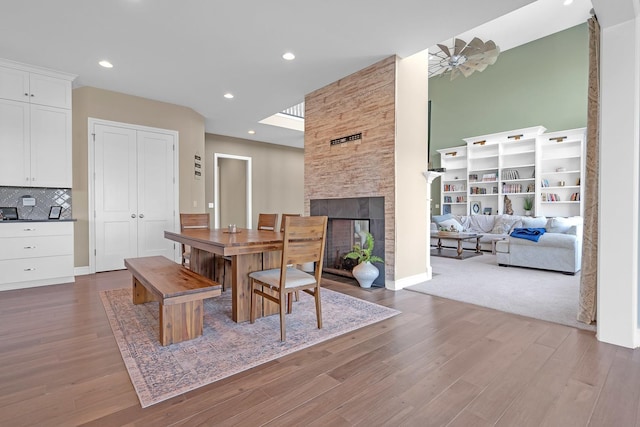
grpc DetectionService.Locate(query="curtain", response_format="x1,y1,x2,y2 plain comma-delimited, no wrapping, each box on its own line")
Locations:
577,16,600,325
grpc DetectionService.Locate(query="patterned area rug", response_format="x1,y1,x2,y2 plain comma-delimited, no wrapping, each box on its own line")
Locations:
100,287,399,408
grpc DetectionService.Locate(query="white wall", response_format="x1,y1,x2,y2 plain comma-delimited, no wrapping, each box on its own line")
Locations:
595,0,640,348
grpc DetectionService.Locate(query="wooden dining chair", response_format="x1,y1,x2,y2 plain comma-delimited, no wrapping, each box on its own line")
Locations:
179,213,210,268
257,213,279,231
249,215,328,341
280,213,300,232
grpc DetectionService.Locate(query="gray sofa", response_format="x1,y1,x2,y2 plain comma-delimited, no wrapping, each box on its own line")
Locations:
496,216,583,274
431,214,583,274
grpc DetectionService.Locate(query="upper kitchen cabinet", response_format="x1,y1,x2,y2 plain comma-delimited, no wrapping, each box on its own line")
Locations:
0,64,72,109
0,59,76,188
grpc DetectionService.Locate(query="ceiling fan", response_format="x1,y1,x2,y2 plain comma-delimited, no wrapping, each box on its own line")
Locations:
429,37,500,80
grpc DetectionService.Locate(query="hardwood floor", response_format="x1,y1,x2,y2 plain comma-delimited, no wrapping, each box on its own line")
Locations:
0,270,637,426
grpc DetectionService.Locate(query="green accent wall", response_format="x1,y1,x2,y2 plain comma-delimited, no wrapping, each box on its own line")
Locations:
429,23,588,214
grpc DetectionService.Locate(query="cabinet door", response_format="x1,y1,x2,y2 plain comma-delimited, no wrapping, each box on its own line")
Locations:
29,104,72,187
0,99,30,186
0,66,30,102
29,73,72,109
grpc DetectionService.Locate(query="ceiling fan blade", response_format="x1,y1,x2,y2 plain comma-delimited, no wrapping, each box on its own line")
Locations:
437,44,451,58
460,37,484,57
453,38,466,56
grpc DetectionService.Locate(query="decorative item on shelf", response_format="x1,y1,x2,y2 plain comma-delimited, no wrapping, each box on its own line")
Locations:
483,207,492,215
470,201,481,215
503,195,513,215
523,196,533,216
344,232,384,289
428,37,500,80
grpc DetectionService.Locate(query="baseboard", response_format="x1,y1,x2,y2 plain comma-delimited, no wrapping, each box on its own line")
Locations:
386,272,431,291
74,266,91,276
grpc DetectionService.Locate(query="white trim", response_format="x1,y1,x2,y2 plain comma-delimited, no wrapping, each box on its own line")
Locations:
0,58,77,81
74,266,91,276
0,277,75,292
87,118,180,273
385,272,431,291
213,153,252,229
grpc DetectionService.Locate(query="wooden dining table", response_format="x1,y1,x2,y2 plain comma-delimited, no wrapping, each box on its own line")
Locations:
164,228,283,323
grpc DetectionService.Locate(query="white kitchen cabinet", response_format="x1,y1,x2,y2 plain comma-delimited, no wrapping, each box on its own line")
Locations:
0,64,72,109
0,59,75,188
0,221,75,291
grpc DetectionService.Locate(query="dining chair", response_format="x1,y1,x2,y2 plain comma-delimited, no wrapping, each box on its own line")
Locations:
249,215,328,341
179,213,210,268
257,213,279,231
279,213,300,232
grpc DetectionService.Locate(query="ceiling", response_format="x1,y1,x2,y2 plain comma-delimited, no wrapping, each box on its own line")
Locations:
0,0,591,149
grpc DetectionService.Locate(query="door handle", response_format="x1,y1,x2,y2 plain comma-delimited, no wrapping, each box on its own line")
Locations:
131,214,137,218
139,214,144,218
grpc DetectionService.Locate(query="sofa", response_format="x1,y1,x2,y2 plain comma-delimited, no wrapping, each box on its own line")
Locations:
430,214,583,274
495,216,583,274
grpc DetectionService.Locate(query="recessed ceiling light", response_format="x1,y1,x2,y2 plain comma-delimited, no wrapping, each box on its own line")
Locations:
563,0,573,5
248,130,256,135
282,52,295,61
223,93,234,99
99,60,113,68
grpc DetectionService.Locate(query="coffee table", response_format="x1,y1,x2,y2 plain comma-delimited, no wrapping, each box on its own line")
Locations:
430,231,482,260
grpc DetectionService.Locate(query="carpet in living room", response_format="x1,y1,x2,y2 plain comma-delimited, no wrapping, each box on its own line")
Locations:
407,253,595,332
100,286,399,408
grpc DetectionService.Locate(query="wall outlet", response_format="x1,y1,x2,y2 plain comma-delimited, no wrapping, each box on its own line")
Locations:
193,200,197,208
22,196,36,206
208,202,214,209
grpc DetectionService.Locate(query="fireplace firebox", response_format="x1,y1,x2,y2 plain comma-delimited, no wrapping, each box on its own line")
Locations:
310,197,384,287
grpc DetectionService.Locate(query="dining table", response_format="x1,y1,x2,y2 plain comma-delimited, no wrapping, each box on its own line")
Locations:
164,228,283,322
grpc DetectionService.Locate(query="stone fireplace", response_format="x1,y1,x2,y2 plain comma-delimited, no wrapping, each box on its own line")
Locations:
310,197,384,287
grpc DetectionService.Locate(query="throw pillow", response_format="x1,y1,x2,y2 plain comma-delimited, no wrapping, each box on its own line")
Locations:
432,213,454,226
491,216,519,234
438,218,464,232
546,217,575,233
522,216,547,228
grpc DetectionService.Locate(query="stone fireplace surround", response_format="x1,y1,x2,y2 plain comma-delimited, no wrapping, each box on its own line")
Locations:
310,197,385,286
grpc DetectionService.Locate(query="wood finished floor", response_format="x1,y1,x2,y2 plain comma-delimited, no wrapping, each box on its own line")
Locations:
0,270,638,426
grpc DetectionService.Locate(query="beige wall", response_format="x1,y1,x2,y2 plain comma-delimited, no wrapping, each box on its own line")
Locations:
395,52,430,284
72,86,206,267
204,133,304,228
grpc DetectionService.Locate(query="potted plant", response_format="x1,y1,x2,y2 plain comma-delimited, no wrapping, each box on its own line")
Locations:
344,232,384,288
523,196,534,216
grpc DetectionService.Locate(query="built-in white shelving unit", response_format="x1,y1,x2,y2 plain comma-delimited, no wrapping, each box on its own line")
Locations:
437,126,585,217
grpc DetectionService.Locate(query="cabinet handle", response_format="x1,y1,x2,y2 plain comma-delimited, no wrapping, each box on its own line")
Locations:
139,214,144,218
30,94,34,97
24,92,28,96
131,214,136,218
24,268,36,271
23,228,36,231
24,246,36,249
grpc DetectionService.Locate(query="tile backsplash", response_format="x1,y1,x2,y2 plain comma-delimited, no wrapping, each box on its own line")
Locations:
0,187,72,220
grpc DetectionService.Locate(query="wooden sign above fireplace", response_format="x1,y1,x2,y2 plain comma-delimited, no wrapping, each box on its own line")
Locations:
330,132,362,146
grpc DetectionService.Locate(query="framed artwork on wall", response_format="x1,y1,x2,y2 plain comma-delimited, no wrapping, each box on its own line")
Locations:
470,201,481,215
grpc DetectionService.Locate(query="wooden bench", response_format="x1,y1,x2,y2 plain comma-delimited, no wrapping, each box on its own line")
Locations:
124,256,222,346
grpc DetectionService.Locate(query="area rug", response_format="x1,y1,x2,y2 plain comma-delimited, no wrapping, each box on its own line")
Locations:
408,254,596,332
100,287,399,408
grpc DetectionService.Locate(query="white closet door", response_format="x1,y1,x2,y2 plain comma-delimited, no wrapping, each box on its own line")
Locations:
136,130,175,259
94,124,138,271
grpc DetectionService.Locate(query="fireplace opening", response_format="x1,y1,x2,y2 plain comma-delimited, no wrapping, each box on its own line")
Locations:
324,219,370,278
311,197,385,287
